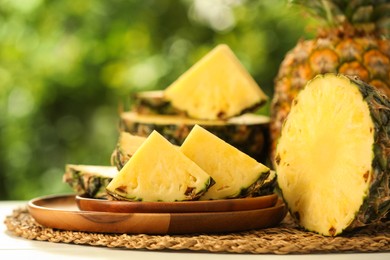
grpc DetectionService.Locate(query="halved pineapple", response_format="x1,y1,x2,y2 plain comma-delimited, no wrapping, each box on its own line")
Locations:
164,44,268,120
275,73,390,236
180,125,270,200
106,130,214,202
110,132,147,170
63,164,117,199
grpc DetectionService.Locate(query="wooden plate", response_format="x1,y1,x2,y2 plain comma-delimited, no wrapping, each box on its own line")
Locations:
28,194,287,235
75,193,278,213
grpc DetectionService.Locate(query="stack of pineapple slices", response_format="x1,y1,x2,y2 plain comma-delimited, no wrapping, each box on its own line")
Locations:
106,44,273,201
64,44,274,201
122,44,270,163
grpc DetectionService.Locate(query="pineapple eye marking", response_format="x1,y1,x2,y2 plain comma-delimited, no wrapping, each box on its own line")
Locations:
115,185,127,194
363,171,370,183
217,185,230,191
275,154,281,165
189,175,197,183
217,111,226,118
328,226,336,236
293,99,298,106
309,49,338,73
185,186,196,196
293,211,300,221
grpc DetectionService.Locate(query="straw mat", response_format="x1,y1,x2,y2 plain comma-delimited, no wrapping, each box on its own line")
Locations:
4,206,390,254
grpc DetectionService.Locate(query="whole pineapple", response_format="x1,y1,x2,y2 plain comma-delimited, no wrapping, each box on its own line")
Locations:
270,0,390,162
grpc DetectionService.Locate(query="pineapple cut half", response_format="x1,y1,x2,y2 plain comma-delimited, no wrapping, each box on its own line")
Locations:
164,44,268,120
180,125,270,200
106,130,214,202
275,73,390,236
63,164,117,199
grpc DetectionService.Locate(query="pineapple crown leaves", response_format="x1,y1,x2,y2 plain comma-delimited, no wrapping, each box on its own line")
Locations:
289,0,390,37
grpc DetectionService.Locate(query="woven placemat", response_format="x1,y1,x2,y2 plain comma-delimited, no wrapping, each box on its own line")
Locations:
4,206,390,254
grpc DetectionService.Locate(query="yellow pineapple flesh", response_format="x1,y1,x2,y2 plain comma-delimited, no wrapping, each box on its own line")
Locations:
275,74,383,236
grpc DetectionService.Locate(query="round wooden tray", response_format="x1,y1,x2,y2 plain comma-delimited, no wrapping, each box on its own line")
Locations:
75,193,278,213
28,194,287,235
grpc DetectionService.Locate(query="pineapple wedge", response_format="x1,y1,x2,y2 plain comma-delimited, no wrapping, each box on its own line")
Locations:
275,73,390,236
164,44,268,120
63,164,117,199
106,130,214,202
180,125,270,200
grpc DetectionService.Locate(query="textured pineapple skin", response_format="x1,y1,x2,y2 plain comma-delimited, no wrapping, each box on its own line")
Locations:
271,36,390,164
347,76,390,229
119,112,271,165
62,165,117,199
131,90,181,116
111,145,131,170
275,74,390,236
253,170,277,196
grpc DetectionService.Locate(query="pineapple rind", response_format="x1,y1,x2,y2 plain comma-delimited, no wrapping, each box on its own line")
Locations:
120,112,271,165
255,170,277,196
275,73,389,236
347,75,390,229
237,170,271,197
132,90,181,115
63,164,117,199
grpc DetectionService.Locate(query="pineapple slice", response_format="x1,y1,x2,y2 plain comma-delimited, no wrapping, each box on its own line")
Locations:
106,130,214,202
164,44,268,120
275,73,390,236
110,132,147,170
180,125,270,200
120,112,270,164
63,164,117,199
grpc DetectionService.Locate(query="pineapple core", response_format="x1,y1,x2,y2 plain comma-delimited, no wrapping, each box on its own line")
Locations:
275,74,374,236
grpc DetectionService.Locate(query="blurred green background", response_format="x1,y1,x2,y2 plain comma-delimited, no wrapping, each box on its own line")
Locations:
0,0,316,200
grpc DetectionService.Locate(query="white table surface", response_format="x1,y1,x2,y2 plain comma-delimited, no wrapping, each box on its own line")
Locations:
1,200,389,259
